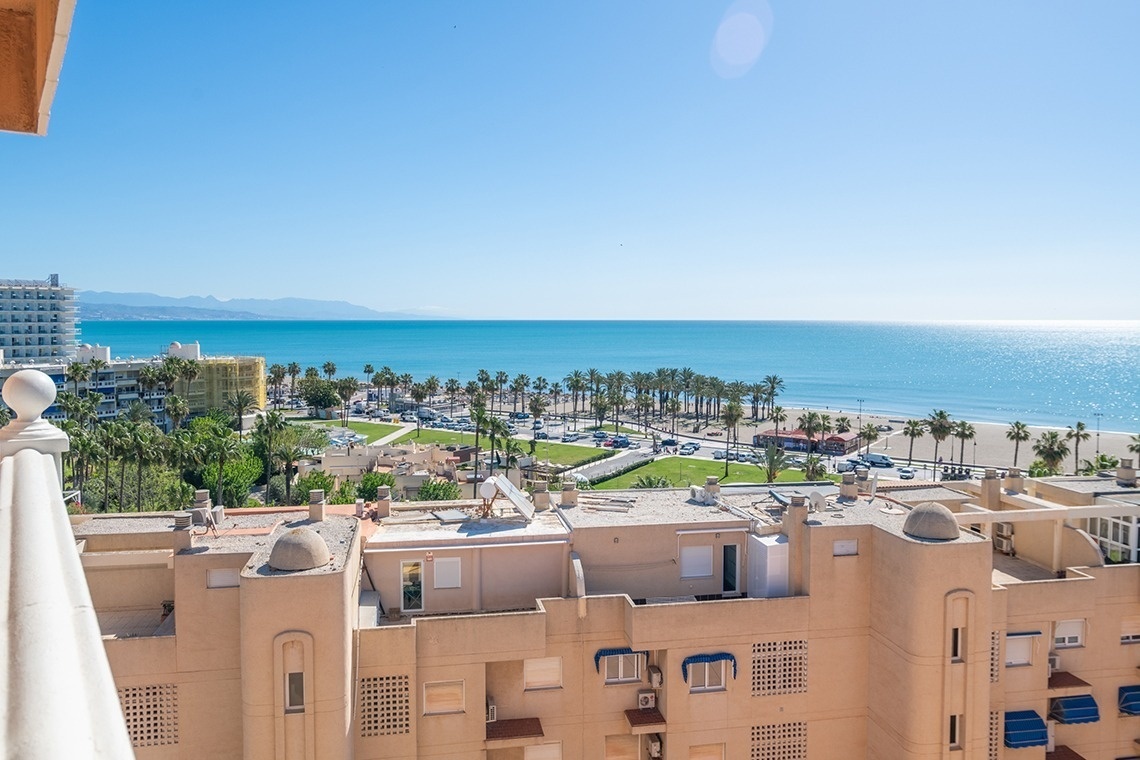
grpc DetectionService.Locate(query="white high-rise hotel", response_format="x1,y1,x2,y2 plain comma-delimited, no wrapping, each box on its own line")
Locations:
0,274,78,363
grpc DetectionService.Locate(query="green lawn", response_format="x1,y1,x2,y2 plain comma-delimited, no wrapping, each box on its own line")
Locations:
319,420,403,443
593,457,838,489
391,430,607,468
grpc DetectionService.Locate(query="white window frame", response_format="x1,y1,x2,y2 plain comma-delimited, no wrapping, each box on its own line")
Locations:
523,656,563,691
401,560,424,612
689,660,726,693
423,679,465,715
833,539,859,556
603,653,642,684
1054,619,1084,649
433,557,462,589
206,567,240,588
680,545,714,579
949,714,963,749
1005,633,1034,667
950,627,964,662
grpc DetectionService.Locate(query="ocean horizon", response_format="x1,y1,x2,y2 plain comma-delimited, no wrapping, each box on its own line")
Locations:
76,319,1140,433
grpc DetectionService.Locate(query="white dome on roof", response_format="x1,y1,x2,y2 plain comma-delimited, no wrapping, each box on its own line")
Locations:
268,526,331,571
902,502,961,541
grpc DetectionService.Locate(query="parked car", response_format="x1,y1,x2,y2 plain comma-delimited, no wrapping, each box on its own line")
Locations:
661,438,678,447
535,431,549,440
561,433,579,443
738,451,760,464
400,412,418,423
512,412,531,420
532,420,544,430
897,466,916,480
836,459,859,473
592,431,608,440
712,449,727,460
863,453,894,468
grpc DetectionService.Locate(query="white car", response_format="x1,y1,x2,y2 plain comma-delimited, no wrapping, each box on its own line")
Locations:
712,449,727,460
897,467,916,480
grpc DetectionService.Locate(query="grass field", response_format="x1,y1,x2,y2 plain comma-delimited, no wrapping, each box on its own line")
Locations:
319,420,402,443
593,457,838,489
391,430,607,468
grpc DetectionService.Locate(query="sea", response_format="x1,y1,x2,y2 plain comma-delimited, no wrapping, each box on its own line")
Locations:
77,320,1140,432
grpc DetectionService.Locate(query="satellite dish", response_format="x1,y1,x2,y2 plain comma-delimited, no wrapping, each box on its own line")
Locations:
478,479,498,500
808,491,825,512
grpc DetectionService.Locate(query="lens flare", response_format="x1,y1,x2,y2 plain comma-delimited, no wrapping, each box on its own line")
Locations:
711,0,773,79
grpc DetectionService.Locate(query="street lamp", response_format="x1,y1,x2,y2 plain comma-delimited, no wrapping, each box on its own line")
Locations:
1094,412,1103,457
857,398,865,430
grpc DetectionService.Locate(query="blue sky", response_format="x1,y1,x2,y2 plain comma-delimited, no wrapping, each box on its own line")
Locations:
3,2,1138,319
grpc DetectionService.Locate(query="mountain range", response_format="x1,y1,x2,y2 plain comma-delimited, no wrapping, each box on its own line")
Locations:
77,291,434,321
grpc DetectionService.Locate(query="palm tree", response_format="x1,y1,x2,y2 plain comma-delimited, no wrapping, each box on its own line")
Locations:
0,403,10,428
409,383,428,435
1129,434,1140,461
501,436,525,482
927,410,953,476
129,423,159,511
528,394,549,426
495,371,509,409
336,377,360,428
286,362,301,400
511,374,530,412
797,411,822,454
122,398,153,424
764,444,788,483
322,361,337,380
444,378,462,416
1066,422,1091,476
268,364,287,408
253,411,286,502
469,398,490,498
771,406,787,437
721,401,744,477
96,421,126,511
835,416,852,434
1006,421,1031,468
860,424,879,454
179,359,200,400
225,389,258,440
762,374,784,419
66,360,90,396
207,425,241,507
165,394,190,430
903,419,926,466
87,357,109,392
1032,431,1070,474
953,421,976,465
275,444,305,506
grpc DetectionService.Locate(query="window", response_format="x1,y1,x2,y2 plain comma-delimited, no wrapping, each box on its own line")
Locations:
604,653,641,684
951,627,964,662
680,545,714,579
949,714,963,749
285,672,305,714
401,561,423,612
690,660,726,693
423,680,465,715
433,557,461,589
524,657,563,690
833,539,858,556
1123,616,1140,644
1005,633,1034,666
690,744,725,760
1054,619,1084,649
206,567,240,588
525,742,563,760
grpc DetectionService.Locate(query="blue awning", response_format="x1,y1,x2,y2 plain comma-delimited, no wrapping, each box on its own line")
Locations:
593,647,649,673
1004,710,1048,748
1050,694,1100,724
681,653,738,682
1120,685,1140,716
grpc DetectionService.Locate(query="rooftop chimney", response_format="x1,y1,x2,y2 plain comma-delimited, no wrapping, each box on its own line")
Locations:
560,481,579,508
1003,467,1025,493
785,495,809,596
308,489,326,522
980,468,1000,510
704,476,721,497
533,481,552,511
1119,458,1137,488
839,472,858,500
374,485,391,518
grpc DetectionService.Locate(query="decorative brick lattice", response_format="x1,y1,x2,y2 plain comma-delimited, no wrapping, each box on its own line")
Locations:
118,683,178,747
989,631,1001,683
752,640,808,696
359,675,411,737
751,721,807,760
988,710,1001,760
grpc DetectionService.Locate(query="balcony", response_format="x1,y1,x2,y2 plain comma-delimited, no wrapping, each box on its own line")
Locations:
625,707,666,734
485,717,544,748
1046,747,1088,760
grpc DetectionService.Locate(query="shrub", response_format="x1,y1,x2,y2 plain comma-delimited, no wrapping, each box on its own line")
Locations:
415,478,461,501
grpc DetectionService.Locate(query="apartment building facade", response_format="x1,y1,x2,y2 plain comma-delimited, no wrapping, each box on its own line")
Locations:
62,455,1140,759
0,274,77,363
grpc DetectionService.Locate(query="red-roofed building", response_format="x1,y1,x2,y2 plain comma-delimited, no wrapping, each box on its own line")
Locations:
753,429,860,455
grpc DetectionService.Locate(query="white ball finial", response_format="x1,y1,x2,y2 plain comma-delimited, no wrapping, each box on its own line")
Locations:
2,369,57,422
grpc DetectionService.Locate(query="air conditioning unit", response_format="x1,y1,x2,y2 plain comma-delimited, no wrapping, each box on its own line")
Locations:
637,690,656,710
648,665,663,689
1048,653,1061,674
995,536,1013,555
995,522,1014,538
647,733,663,758
485,696,497,723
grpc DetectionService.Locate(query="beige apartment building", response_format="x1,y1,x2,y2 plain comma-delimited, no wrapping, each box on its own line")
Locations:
58,444,1140,760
